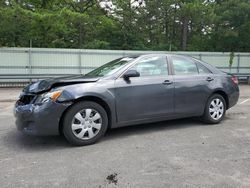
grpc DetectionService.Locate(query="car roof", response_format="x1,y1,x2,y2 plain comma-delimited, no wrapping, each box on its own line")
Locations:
126,53,192,58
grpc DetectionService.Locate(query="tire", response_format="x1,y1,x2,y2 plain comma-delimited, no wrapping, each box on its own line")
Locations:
63,101,108,146
202,94,226,124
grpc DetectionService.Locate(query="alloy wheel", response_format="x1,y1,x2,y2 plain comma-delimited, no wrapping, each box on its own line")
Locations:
209,98,224,120
71,108,102,140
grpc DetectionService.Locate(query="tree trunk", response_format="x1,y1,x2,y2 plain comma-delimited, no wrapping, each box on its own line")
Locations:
181,17,188,51
164,9,169,44
170,5,177,51
79,22,83,48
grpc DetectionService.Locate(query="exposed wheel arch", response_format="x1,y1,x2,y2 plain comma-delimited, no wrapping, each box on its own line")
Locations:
59,96,112,135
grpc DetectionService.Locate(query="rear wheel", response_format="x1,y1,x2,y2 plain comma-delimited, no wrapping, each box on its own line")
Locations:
202,94,226,124
63,101,108,146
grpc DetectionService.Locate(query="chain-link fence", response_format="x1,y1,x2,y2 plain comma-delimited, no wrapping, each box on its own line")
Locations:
0,48,250,86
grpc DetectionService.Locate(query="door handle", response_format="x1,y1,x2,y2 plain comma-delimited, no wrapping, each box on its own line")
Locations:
206,77,214,82
162,80,173,85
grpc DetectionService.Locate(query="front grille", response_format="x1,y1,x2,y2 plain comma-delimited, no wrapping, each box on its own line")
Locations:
17,95,36,105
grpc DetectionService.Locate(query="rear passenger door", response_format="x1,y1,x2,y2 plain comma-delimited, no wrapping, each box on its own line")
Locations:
170,55,213,116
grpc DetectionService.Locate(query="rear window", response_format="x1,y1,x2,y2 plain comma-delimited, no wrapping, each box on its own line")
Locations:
196,63,212,74
193,58,215,74
172,56,198,75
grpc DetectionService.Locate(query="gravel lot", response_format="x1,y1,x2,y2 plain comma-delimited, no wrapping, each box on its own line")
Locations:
0,86,250,188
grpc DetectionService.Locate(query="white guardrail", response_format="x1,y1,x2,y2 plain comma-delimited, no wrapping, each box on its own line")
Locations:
0,48,250,85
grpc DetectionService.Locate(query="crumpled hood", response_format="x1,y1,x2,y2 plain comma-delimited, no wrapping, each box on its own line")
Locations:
23,75,100,94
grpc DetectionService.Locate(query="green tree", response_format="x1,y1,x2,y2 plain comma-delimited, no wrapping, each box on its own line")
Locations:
0,0,250,51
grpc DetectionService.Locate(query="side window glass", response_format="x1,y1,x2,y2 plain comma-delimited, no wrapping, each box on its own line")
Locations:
197,63,212,74
130,56,168,77
172,56,198,75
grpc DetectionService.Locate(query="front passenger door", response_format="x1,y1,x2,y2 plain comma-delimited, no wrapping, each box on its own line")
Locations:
114,55,174,123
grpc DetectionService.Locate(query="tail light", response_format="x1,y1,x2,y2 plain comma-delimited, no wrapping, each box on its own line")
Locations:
231,75,238,85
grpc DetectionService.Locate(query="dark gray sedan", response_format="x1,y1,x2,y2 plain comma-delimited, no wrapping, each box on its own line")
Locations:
14,54,239,146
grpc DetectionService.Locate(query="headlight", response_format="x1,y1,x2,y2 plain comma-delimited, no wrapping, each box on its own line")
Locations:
36,90,62,103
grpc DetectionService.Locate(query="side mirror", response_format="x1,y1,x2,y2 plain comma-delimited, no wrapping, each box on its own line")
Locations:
123,70,140,80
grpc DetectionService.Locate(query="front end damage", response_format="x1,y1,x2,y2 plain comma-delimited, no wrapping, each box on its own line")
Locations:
14,75,100,135
14,92,72,136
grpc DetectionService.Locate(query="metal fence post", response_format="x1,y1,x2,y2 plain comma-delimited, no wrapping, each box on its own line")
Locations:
199,54,202,60
237,54,240,74
78,50,82,74
28,48,32,83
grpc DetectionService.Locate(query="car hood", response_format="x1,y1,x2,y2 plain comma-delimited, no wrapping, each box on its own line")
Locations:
23,75,100,94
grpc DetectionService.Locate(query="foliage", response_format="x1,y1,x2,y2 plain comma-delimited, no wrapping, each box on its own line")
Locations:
0,0,249,51
229,51,235,73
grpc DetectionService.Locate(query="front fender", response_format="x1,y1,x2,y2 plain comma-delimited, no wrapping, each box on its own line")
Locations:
57,81,117,128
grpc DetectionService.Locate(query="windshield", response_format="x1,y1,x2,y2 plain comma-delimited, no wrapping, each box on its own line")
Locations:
86,57,136,77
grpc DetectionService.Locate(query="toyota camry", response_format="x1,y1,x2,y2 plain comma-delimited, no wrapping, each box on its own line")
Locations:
14,54,239,146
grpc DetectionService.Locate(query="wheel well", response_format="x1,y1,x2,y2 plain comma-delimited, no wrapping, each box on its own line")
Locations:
212,90,229,109
59,96,112,135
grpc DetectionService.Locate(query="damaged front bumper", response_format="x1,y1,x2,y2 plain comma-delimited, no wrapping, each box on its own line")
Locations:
14,100,72,136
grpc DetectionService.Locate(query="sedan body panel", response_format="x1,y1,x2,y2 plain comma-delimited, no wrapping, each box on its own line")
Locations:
217,75,240,108
57,80,118,127
114,75,174,123
173,74,214,116
23,75,100,94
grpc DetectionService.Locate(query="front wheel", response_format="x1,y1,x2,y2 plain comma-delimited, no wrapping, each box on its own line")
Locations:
63,101,108,146
202,94,226,124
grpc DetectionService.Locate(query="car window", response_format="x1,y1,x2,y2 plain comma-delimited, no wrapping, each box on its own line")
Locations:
129,56,168,77
86,57,136,77
196,63,212,74
172,56,198,75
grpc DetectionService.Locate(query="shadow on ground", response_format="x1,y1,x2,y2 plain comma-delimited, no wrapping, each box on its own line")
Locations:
104,117,205,141
3,117,206,151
